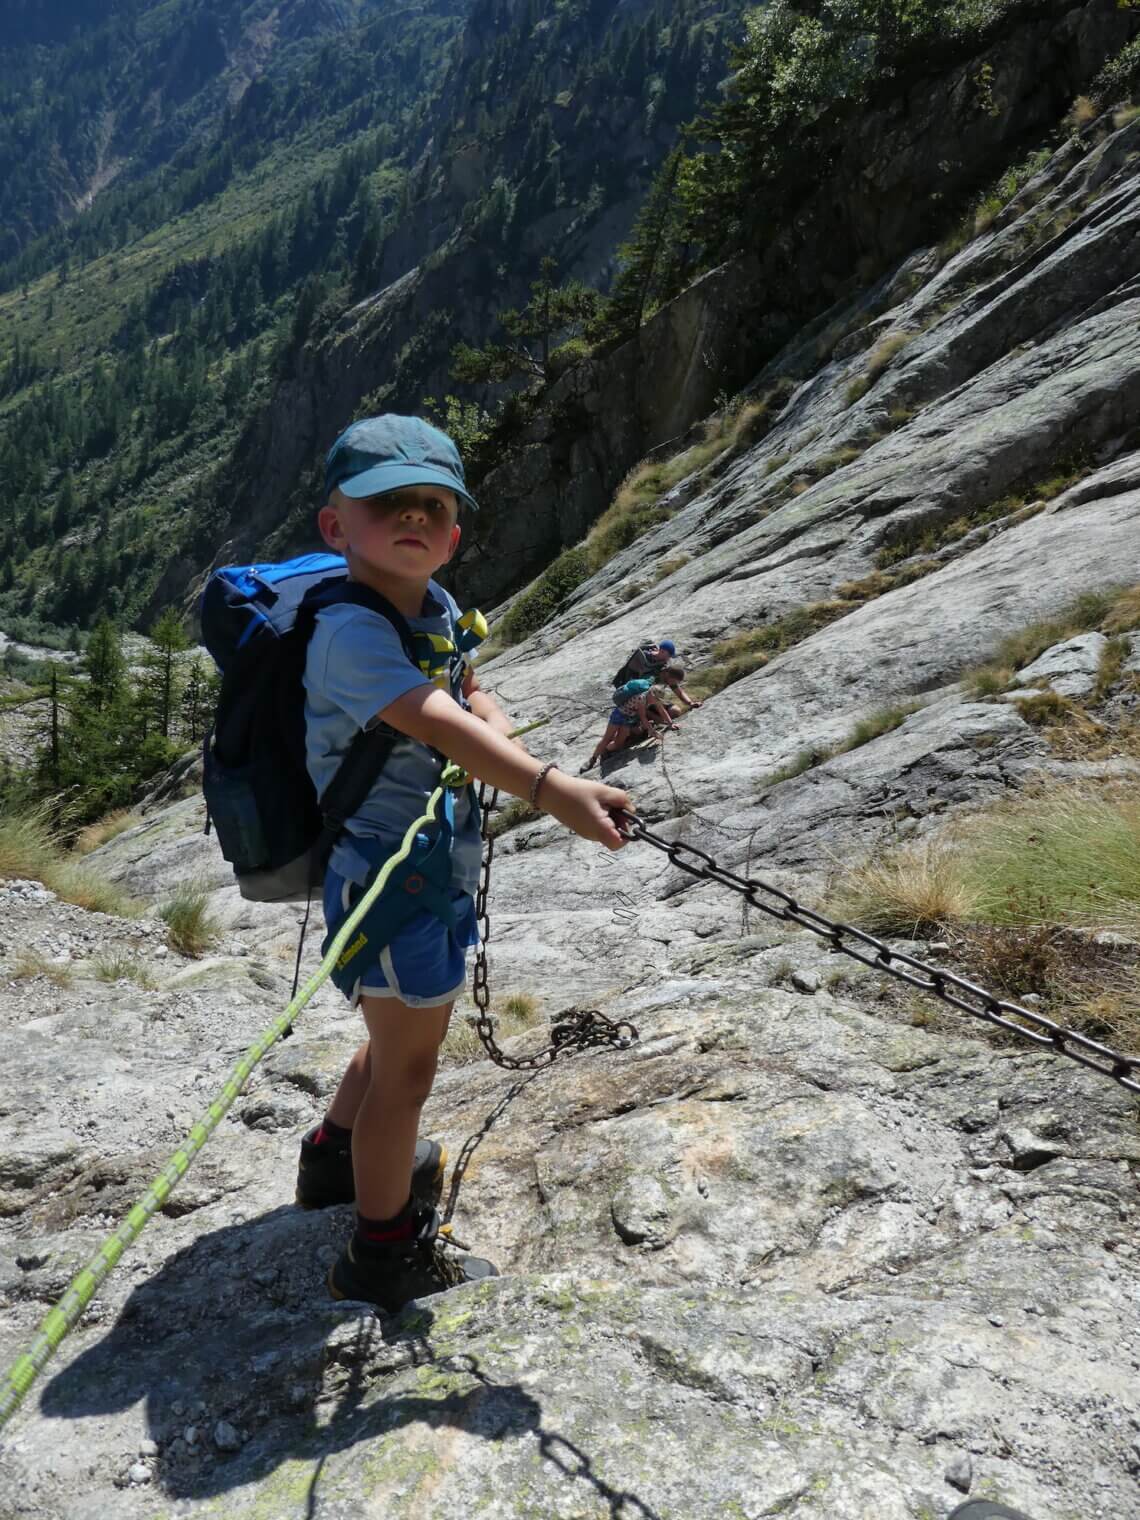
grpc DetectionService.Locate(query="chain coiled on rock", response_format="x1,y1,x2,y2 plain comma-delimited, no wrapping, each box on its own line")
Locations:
470,784,638,1068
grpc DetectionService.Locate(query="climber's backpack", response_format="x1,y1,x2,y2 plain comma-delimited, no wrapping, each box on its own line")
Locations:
200,553,419,904
611,642,661,688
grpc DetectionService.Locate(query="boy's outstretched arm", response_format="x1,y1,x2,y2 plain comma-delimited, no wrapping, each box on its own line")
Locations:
381,683,631,850
462,669,518,741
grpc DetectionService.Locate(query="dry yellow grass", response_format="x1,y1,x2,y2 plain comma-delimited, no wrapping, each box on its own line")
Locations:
828,840,979,935
442,994,542,1064
0,808,139,916
75,809,138,856
10,951,74,987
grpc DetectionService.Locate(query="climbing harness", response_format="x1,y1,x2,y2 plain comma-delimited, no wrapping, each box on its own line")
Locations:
623,814,1140,1097
469,782,639,1069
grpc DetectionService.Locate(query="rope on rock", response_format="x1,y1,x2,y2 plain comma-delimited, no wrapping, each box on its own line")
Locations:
0,767,469,1431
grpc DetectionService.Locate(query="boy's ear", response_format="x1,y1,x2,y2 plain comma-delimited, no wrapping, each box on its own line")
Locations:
317,501,345,551
444,522,461,561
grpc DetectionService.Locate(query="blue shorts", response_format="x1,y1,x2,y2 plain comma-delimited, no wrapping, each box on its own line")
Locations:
323,866,479,1009
609,707,638,727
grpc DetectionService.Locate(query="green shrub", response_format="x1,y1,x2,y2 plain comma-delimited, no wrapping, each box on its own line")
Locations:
497,547,592,646
1092,36,1140,105
160,882,219,957
547,337,592,380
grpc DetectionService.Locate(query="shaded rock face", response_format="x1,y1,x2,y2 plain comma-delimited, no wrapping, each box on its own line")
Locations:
450,0,1140,607
4,68,1140,1520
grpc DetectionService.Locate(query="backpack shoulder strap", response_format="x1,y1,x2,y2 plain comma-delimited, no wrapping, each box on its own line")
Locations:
294,578,418,665
298,578,434,878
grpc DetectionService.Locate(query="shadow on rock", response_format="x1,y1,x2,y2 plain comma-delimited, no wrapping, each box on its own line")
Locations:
39,1205,664,1517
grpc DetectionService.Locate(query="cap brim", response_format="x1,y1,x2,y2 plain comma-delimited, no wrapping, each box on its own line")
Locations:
336,461,478,511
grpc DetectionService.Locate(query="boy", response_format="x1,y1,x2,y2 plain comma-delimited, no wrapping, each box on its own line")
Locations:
582,674,677,770
297,415,631,1311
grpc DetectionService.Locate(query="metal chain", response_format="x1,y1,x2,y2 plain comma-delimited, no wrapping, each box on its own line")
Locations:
470,784,639,1069
625,817,1140,1097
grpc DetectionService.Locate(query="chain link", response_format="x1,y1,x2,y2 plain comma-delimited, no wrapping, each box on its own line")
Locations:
625,817,1140,1097
470,785,639,1069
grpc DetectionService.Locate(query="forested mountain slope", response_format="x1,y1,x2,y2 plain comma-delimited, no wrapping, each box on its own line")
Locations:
0,0,745,639
1,6,1140,1517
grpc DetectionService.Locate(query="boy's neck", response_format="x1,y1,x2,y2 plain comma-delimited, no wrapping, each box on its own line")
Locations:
347,562,432,619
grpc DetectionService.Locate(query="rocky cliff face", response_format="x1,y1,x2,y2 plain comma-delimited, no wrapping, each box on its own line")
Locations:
2,67,1140,1520
452,0,1140,607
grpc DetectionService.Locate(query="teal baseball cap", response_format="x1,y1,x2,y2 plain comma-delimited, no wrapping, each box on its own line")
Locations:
324,414,478,510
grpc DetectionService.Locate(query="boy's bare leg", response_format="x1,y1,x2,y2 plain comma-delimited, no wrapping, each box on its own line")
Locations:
353,994,452,1221
585,722,625,769
325,1040,371,1128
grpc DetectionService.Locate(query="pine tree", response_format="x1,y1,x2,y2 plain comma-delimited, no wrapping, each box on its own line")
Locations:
451,258,601,387
139,607,188,739
596,149,688,341
178,656,219,744
83,616,126,712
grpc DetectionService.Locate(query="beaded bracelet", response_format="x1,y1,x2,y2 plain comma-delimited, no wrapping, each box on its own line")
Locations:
529,761,558,807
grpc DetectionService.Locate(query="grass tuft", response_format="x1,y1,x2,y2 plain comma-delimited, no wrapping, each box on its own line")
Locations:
92,953,159,989
963,585,1137,696
691,601,852,699
837,702,921,752
159,882,220,957
759,747,832,788
487,799,543,839
0,807,139,916
75,809,139,856
442,993,543,1064
829,841,979,936
10,951,75,987
830,777,1140,1052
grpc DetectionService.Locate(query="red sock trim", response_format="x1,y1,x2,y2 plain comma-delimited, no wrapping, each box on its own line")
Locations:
312,1117,352,1146
356,1201,415,1244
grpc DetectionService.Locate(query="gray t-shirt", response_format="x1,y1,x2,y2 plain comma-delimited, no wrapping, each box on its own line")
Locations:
303,580,483,894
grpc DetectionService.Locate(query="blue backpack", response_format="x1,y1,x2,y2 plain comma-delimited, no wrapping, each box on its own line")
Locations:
200,553,422,904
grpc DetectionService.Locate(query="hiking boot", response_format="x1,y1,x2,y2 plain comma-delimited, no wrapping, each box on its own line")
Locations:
949,1506,1036,1520
328,1204,498,1312
294,1127,446,1210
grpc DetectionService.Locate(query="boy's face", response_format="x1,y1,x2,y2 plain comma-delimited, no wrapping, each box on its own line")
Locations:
318,485,461,582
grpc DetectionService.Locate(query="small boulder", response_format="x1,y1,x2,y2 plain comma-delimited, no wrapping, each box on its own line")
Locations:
1012,632,1107,699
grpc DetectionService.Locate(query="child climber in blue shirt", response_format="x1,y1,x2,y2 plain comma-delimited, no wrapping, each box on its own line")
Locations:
295,414,632,1312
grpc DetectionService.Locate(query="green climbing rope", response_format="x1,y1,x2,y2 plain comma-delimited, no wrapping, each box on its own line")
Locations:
0,761,475,1431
